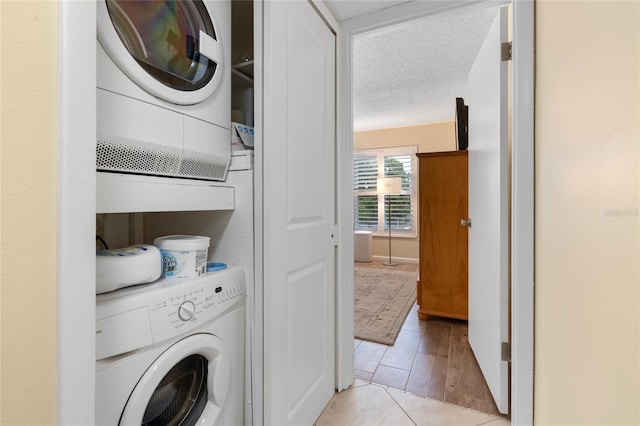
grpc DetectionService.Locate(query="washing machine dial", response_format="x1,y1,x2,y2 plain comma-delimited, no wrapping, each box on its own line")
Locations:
178,301,196,321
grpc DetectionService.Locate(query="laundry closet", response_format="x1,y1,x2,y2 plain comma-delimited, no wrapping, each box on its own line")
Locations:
94,1,255,424
52,0,341,424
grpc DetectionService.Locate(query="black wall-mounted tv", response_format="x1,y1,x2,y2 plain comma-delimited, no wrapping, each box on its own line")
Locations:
455,97,468,150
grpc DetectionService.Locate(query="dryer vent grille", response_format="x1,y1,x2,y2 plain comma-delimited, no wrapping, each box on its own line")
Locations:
178,150,229,180
97,137,229,181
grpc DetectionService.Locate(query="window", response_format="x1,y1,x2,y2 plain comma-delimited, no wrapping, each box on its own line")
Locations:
353,146,417,237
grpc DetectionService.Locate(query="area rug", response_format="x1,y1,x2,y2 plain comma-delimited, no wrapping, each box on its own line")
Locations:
354,267,417,346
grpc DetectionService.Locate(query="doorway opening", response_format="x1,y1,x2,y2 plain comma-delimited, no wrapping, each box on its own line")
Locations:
349,3,513,419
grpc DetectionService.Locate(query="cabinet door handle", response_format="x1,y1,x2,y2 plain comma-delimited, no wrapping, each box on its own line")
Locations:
460,218,472,228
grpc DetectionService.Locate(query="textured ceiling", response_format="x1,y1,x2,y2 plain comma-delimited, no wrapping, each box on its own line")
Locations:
325,0,412,21
324,1,499,132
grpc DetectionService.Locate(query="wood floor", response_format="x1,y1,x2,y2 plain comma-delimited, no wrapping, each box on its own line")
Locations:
354,260,502,417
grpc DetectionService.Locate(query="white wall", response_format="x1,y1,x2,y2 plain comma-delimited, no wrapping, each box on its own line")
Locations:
535,1,639,424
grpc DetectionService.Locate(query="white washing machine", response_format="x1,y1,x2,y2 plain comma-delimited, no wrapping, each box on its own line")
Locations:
95,265,245,425
96,0,231,181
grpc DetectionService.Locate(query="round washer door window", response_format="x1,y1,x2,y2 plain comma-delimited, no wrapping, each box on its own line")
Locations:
97,0,225,105
142,354,208,425
120,334,231,426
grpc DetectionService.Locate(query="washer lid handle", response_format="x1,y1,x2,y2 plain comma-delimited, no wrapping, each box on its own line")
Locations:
199,31,223,65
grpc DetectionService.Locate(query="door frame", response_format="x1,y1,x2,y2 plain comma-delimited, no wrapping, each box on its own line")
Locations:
57,2,97,424
335,1,534,424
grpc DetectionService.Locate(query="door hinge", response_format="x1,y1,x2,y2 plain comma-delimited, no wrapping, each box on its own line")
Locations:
501,42,512,61
501,341,512,362
332,225,339,247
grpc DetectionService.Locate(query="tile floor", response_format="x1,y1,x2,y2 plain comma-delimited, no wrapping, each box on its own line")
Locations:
315,380,510,426
315,260,510,425
354,304,500,416
353,261,500,416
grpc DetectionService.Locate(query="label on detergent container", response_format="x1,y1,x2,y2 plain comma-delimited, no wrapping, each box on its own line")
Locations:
162,252,179,274
153,235,210,280
160,249,207,279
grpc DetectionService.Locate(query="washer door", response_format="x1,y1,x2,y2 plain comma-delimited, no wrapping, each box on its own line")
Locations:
120,334,230,426
97,0,224,105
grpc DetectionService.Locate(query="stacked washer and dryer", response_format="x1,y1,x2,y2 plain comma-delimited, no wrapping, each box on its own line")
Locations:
95,1,246,425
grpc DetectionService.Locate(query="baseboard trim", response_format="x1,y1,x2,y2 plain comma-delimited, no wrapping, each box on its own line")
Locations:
371,255,419,264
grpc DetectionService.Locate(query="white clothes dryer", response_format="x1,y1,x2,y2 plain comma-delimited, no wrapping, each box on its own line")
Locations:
95,265,245,425
96,0,231,181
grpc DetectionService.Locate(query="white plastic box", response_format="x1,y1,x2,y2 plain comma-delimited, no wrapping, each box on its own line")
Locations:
354,231,373,262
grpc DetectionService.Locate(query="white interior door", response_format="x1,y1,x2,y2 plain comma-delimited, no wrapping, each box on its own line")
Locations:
467,7,509,415
262,1,336,425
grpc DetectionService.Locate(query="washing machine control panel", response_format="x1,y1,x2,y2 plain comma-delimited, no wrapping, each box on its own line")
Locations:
148,267,245,344
95,265,245,360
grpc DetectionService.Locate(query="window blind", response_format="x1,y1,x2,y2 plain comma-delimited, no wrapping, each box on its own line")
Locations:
353,146,417,237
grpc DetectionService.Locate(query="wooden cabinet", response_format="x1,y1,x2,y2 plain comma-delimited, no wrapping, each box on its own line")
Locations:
416,151,468,321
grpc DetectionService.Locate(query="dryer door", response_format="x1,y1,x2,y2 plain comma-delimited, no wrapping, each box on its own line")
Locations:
120,334,230,426
97,0,225,105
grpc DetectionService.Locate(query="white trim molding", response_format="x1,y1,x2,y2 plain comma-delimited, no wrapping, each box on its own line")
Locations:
510,1,535,424
57,1,97,424
370,256,419,264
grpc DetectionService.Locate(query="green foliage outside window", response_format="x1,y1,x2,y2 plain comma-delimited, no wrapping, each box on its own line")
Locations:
354,153,413,232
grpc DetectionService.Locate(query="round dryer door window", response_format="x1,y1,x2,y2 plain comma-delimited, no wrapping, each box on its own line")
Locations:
98,0,225,105
120,334,231,426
